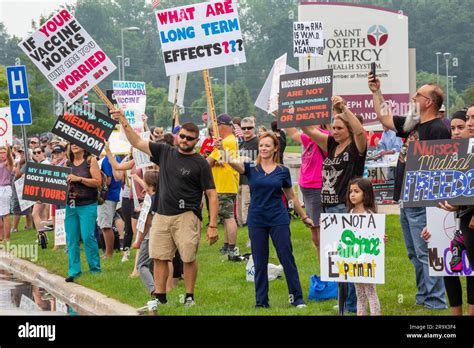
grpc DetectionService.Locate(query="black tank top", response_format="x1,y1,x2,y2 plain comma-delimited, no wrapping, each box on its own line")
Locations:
68,157,98,206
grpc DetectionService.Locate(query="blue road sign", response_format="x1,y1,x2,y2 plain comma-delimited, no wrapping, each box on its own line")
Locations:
6,66,32,125
10,100,32,125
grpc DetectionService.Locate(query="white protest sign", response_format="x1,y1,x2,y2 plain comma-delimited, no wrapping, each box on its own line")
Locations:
54,208,66,247
155,1,246,76
107,131,131,155
426,207,472,277
137,194,152,234
112,81,146,133
320,213,385,284
168,73,187,107
133,132,153,169
0,107,13,146
267,54,287,113
19,9,116,103
255,65,297,113
14,177,35,212
293,21,324,58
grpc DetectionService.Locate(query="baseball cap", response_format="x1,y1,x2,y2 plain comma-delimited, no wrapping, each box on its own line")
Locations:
217,114,232,125
439,104,446,112
52,145,66,153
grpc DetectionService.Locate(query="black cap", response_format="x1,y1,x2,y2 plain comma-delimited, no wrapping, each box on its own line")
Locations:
217,114,232,125
52,145,65,153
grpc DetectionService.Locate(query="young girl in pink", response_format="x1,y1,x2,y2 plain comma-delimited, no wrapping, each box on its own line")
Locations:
346,178,387,315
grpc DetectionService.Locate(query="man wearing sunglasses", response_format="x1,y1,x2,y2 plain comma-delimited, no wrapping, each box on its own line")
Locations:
236,117,259,227
207,114,240,257
110,108,218,308
368,73,450,310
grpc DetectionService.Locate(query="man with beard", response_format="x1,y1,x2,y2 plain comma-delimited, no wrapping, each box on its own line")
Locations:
111,109,218,308
368,73,450,310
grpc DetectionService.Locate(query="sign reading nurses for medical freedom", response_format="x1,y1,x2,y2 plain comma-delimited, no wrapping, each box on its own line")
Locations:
112,81,146,134
18,9,116,103
23,162,71,206
51,103,118,157
320,213,385,284
401,138,474,208
155,0,246,76
277,69,333,129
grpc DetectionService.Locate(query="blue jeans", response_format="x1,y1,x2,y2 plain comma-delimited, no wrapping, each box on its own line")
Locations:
400,207,447,309
323,203,357,313
65,203,101,278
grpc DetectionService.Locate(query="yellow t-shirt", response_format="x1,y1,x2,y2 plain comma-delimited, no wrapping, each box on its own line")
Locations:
209,134,239,194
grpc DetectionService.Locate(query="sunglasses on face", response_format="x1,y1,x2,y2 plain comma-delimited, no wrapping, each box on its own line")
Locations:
241,127,254,131
33,151,42,155
179,133,197,141
30,141,38,144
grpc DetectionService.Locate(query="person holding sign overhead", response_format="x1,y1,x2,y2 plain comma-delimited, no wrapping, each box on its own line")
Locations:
221,132,313,309
64,143,102,282
301,96,367,314
0,144,13,242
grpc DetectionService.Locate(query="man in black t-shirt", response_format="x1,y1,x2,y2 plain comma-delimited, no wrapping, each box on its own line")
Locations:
111,109,218,308
368,74,450,310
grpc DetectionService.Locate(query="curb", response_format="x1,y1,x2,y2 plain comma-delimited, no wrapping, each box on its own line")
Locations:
0,253,139,315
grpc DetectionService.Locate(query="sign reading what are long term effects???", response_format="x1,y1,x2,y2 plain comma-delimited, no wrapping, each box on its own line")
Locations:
22,162,71,206
18,8,116,103
320,213,385,284
52,103,117,157
401,138,474,208
277,69,333,129
155,0,246,76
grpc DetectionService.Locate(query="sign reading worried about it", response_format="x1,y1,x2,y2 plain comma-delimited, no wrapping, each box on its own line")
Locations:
19,9,116,103
320,213,385,284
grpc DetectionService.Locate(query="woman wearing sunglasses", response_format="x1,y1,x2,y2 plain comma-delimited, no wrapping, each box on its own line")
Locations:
31,147,51,237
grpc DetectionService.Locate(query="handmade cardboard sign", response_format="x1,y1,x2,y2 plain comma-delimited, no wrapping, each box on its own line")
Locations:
155,0,246,76
320,213,385,284
112,81,146,133
293,21,324,57
277,69,333,128
54,208,66,246
22,163,71,205
19,9,116,103
402,138,474,208
52,103,117,157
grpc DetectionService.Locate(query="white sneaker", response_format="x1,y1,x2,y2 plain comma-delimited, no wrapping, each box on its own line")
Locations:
184,297,196,307
121,250,129,262
296,304,307,309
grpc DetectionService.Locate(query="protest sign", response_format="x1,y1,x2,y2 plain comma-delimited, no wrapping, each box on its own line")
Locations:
293,21,324,58
155,0,246,76
401,138,474,208
137,194,152,234
112,81,146,133
320,213,385,284
277,69,333,128
133,132,153,169
22,163,71,205
14,177,35,212
54,208,66,247
0,107,13,146
267,54,287,114
255,65,297,113
426,207,472,277
51,103,117,157
107,130,131,155
168,73,187,107
19,9,116,103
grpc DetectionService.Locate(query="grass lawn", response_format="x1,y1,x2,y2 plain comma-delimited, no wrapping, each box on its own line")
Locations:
284,146,302,154
8,215,454,316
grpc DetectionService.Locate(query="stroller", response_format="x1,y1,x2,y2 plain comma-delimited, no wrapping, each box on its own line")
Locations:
38,221,54,249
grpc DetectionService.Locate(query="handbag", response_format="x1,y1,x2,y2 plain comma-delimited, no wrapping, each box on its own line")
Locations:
308,275,337,301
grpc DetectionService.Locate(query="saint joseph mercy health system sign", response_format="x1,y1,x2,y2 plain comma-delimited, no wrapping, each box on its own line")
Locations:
299,2,409,125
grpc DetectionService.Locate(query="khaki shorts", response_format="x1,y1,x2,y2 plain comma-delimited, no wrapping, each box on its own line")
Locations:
149,211,201,263
218,193,236,220
97,200,118,229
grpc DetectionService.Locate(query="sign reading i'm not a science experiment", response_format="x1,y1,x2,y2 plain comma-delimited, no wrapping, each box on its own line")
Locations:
155,0,246,76
401,138,474,208
277,69,333,129
23,163,71,206
51,104,117,157
18,9,116,103
320,213,385,284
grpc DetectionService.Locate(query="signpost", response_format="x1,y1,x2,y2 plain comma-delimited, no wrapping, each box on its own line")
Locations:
6,66,32,126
